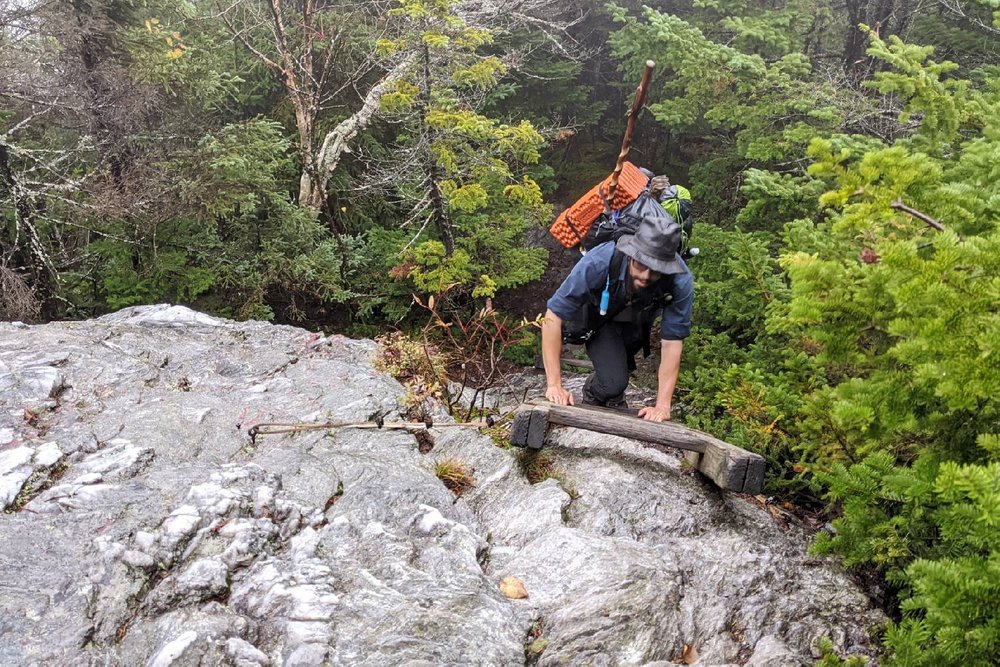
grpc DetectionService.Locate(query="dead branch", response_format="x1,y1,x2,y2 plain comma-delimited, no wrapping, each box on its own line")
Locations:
891,199,945,232
0,266,41,322
934,0,1000,37
314,52,418,197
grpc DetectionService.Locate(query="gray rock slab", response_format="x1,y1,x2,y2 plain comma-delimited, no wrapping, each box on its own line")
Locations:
0,305,882,666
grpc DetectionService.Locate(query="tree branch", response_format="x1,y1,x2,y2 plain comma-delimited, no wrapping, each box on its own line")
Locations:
215,3,286,76
934,0,1000,37
891,199,945,232
313,52,418,195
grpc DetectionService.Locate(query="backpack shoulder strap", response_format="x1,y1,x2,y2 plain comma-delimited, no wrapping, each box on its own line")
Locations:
636,273,676,358
608,248,627,288
587,250,630,333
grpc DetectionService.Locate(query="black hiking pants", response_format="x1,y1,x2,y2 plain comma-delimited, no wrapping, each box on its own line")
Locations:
583,322,644,406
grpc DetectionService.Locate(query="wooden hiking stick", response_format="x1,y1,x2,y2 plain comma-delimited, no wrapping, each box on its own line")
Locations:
246,417,494,443
606,60,656,202
547,59,657,249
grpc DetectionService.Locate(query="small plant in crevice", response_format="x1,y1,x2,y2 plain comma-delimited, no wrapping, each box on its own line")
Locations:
515,449,578,498
434,457,475,497
813,636,870,666
6,460,69,513
323,480,345,511
476,540,491,571
525,617,548,665
727,613,753,664
375,330,449,409
482,420,512,450
516,448,556,484
462,406,513,449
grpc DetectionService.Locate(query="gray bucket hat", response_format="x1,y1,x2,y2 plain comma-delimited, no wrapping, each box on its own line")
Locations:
616,215,685,275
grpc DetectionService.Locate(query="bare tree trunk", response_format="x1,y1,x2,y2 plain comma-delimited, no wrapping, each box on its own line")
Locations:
268,0,319,208
845,0,922,76
427,160,453,256
419,43,454,256
296,103,319,209
218,0,321,209
843,0,870,75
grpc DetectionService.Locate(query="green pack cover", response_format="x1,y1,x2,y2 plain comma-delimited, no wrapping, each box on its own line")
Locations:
659,184,692,225
658,184,693,254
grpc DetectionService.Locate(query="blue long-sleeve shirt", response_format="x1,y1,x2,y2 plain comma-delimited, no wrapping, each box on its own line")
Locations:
546,241,693,340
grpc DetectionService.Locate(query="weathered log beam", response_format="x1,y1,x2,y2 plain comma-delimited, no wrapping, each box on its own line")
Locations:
510,399,764,494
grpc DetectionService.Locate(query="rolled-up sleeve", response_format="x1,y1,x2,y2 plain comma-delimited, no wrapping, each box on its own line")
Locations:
546,243,614,321
660,264,693,340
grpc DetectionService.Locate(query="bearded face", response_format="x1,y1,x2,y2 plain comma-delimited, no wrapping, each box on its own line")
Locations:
627,258,662,292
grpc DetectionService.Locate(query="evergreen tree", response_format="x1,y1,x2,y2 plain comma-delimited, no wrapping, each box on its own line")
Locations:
352,0,552,310
775,32,1000,664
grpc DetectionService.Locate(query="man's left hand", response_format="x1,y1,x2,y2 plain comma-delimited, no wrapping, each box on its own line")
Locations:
638,406,670,422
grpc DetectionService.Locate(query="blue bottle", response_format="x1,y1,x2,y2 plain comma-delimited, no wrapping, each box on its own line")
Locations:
599,276,611,316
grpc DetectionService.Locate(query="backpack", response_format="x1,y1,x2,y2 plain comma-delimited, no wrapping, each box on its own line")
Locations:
657,184,694,257
581,191,664,251
581,179,695,258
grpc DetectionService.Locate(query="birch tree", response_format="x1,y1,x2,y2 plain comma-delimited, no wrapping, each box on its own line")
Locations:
212,0,416,213
212,0,581,216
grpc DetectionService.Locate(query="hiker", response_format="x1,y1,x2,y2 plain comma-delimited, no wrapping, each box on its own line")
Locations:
540,214,693,421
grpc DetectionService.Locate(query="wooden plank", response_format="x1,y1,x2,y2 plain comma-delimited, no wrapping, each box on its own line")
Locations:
683,451,701,470
533,400,707,454
521,399,764,494
742,456,765,495
689,448,764,495
699,444,748,492
510,406,531,447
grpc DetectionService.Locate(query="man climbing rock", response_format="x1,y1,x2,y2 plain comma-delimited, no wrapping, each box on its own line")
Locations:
540,215,693,421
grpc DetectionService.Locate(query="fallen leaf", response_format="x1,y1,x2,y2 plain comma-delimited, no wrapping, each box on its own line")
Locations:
499,576,528,599
680,643,699,664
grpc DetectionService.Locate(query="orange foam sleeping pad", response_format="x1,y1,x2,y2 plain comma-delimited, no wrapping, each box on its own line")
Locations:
549,161,649,249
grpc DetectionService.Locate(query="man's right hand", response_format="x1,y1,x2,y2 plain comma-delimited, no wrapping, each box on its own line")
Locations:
541,310,573,406
545,385,575,406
